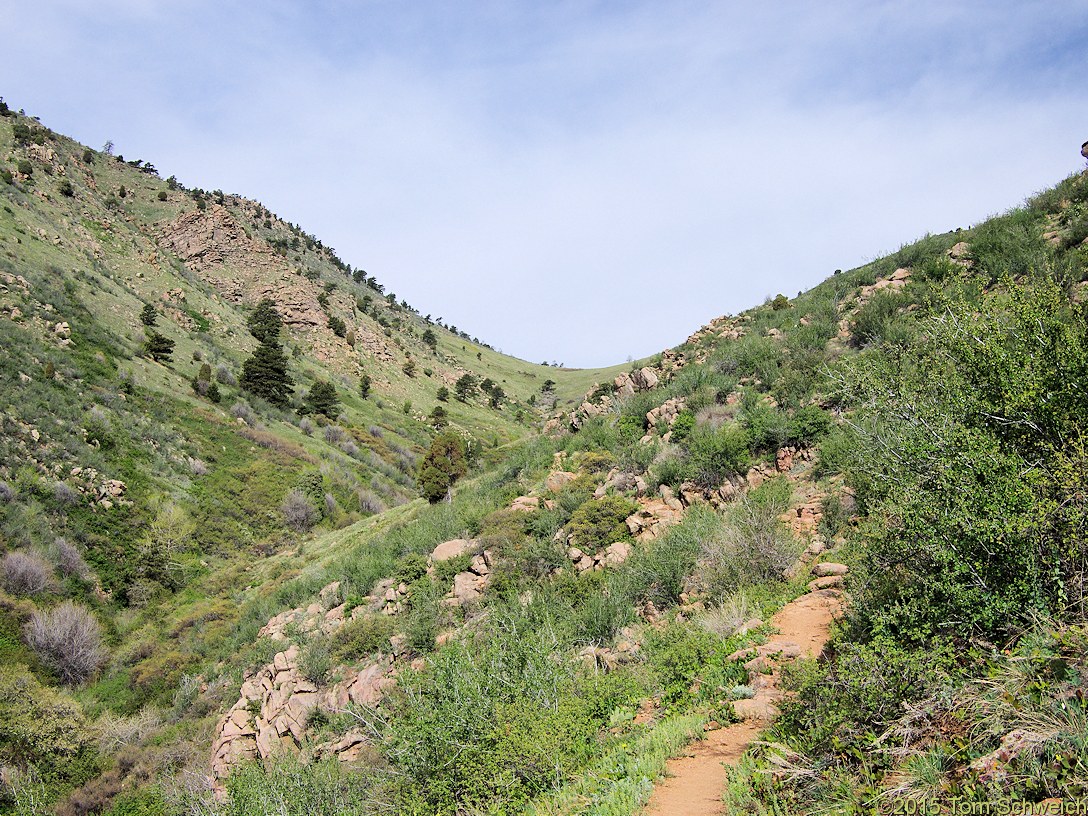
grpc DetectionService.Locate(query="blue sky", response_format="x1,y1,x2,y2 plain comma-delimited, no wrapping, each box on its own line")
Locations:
5,1,1088,366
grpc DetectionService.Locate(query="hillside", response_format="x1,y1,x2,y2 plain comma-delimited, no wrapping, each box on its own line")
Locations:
3,99,1088,816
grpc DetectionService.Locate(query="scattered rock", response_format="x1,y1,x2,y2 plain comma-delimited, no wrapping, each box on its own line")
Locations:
808,575,844,591
811,562,849,577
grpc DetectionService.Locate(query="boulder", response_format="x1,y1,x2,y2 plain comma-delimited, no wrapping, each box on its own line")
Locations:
509,495,540,512
546,471,577,492
808,575,844,591
631,367,659,391
601,540,631,568
811,562,849,577
431,538,474,561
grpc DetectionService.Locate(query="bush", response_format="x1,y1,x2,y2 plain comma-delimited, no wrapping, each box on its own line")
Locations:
215,363,237,386
54,537,90,579
329,615,395,663
699,483,798,597
851,289,908,347
566,496,637,550
776,637,958,759
299,637,331,685
280,489,318,533
684,423,751,488
24,601,106,684
2,551,55,595
0,664,97,784
786,405,832,445
58,179,74,197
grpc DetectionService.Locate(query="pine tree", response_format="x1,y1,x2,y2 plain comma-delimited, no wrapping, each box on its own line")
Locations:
140,303,158,327
247,298,283,343
359,374,372,399
144,331,174,363
301,380,340,419
418,432,467,503
240,339,293,407
454,374,476,402
422,328,438,352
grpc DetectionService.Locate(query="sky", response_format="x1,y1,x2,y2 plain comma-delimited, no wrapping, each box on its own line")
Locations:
5,1,1088,367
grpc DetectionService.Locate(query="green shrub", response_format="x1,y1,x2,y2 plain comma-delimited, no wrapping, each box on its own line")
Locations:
298,637,331,684
642,622,745,710
0,664,99,784
683,423,750,488
225,757,380,816
851,289,908,347
968,208,1048,283
740,400,787,452
775,637,958,759
670,410,695,442
385,623,591,811
786,405,831,445
329,616,395,663
612,505,720,608
566,495,637,550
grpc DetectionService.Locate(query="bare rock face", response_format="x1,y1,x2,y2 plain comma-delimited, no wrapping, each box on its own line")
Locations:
157,205,330,331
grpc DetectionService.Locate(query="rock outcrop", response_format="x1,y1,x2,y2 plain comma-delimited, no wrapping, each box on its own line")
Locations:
209,584,397,792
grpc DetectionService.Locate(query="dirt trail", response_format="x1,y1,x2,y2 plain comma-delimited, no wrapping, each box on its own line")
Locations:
642,578,846,816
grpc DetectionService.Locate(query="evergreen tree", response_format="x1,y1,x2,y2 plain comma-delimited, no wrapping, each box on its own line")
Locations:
422,328,438,351
418,431,467,503
429,405,448,429
436,386,449,402
488,384,505,409
144,331,174,363
359,374,372,399
140,303,158,327
454,374,476,402
240,339,293,407
301,380,340,419
247,298,283,343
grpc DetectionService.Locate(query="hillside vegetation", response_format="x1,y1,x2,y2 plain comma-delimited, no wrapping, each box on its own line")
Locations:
2,96,1087,815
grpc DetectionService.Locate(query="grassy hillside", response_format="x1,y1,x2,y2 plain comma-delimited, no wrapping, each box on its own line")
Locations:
3,95,1088,816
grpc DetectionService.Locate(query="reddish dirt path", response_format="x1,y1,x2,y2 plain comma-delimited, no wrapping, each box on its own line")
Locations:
643,582,845,816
